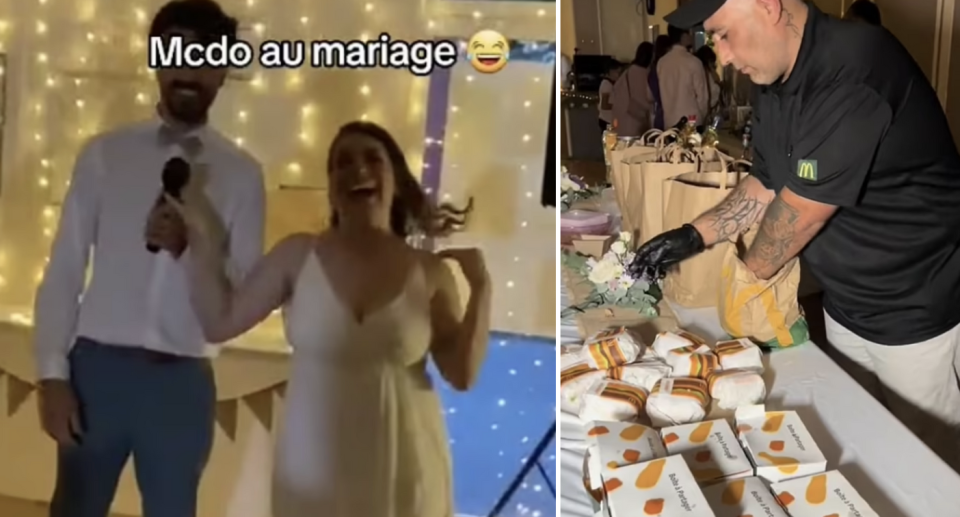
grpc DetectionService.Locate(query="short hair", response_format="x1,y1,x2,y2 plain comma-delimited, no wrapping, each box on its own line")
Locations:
633,42,654,68
149,0,238,43
847,0,882,26
667,25,688,44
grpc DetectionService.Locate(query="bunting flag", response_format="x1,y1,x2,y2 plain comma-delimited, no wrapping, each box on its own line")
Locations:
242,383,279,431
215,399,239,441
6,374,36,417
213,381,289,440
0,364,288,442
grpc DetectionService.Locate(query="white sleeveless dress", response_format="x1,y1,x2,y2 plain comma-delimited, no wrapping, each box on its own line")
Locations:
273,252,454,517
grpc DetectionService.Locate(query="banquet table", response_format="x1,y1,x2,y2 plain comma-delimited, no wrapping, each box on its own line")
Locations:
558,287,960,517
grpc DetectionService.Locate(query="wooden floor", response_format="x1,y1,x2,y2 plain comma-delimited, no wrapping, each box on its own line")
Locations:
0,494,132,517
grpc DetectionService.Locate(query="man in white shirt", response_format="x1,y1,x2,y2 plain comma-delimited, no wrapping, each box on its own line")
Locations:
656,25,710,128
34,1,264,516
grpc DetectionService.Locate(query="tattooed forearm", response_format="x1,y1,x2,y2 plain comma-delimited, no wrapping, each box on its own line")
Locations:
742,194,826,280
746,195,798,265
692,178,772,247
705,186,764,242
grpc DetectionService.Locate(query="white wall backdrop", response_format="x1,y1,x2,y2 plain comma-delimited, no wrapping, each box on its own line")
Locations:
0,0,556,337
439,57,555,338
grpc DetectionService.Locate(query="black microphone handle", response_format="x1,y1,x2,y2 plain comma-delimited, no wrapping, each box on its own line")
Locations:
145,192,167,253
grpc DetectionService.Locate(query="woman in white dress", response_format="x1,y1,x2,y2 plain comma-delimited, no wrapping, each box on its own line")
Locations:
169,121,491,517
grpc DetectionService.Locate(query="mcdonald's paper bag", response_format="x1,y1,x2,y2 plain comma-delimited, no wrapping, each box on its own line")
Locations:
661,166,744,308
609,129,665,182
609,130,674,234
625,143,698,244
610,145,657,234
718,228,810,349
632,148,734,246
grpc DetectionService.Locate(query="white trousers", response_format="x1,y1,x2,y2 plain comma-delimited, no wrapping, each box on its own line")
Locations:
824,310,960,471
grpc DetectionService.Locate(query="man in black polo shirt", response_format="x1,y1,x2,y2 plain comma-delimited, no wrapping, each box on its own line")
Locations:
629,0,960,469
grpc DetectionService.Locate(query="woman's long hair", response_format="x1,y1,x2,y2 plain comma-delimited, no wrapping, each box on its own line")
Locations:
652,35,672,68
327,122,472,238
695,46,717,71
633,42,654,68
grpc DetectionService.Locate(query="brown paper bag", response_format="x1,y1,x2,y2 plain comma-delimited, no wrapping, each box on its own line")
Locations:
609,130,671,205
697,148,735,172
610,131,669,241
609,129,668,167
661,156,748,308
608,129,663,179
625,142,699,245
612,142,731,245
561,265,679,340
718,227,809,348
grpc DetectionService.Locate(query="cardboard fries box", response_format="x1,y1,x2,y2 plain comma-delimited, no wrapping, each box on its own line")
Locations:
585,420,667,490
582,449,613,517
702,476,789,517
734,405,827,483
771,470,880,517
661,419,754,485
604,455,716,517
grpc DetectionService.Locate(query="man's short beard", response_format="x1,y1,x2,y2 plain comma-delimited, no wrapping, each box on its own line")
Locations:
162,95,211,126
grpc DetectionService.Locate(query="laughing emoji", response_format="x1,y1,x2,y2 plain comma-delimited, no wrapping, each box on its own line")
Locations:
468,30,509,74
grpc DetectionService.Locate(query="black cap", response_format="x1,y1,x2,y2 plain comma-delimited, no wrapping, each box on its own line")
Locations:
665,0,728,29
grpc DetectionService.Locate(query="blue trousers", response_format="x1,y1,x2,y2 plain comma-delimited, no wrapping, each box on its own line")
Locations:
49,338,215,517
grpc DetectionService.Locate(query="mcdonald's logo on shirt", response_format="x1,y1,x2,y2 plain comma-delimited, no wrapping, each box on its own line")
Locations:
797,159,818,181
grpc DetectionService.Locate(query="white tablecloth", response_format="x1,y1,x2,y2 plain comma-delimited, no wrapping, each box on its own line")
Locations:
558,288,960,517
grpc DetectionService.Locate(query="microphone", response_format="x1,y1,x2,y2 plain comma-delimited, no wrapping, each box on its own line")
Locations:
146,157,191,253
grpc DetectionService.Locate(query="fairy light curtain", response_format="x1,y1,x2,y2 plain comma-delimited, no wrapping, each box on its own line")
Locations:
0,0,556,340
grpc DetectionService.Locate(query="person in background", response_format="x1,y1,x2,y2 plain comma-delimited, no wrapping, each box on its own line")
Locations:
845,0,882,25
611,42,655,136
695,45,724,121
648,35,673,130
168,121,489,516
598,60,623,131
33,1,265,515
657,25,710,128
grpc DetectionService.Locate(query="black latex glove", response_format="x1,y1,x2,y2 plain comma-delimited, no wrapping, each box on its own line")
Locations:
627,224,706,281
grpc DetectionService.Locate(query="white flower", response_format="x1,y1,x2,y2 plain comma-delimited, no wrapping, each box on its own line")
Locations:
617,276,635,290
619,231,632,243
610,241,626,255
588,258,624,284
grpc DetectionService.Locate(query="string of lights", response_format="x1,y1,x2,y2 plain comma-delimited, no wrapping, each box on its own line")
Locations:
0,1,553,337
